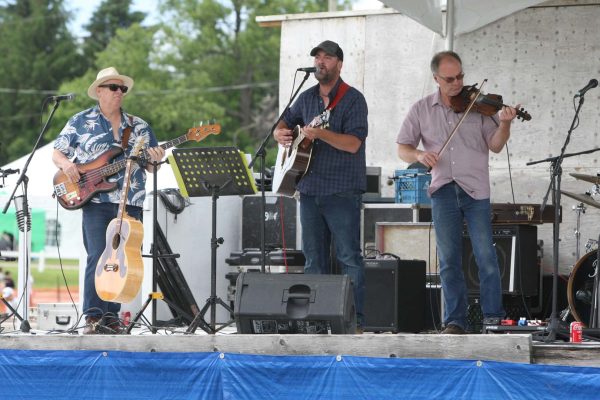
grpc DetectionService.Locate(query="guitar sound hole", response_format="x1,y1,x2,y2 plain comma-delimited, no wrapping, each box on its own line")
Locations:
112,234,121,250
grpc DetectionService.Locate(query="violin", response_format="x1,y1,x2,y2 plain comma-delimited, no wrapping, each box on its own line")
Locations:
449,84,532,122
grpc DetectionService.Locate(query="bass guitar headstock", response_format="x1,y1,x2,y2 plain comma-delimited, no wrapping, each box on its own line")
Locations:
186,122,221,142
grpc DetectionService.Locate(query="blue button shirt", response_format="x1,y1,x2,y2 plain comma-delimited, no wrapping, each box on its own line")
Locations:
54,105,158,207
283,78,368,195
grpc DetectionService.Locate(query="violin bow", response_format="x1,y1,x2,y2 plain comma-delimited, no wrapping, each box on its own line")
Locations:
430,79,488,172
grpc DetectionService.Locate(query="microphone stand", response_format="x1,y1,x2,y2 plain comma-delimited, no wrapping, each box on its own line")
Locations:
248,71,313,273
1,97,63,333
527,93,588,342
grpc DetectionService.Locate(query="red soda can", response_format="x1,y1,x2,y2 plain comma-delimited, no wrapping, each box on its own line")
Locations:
570,321,583,343
121,311,131,326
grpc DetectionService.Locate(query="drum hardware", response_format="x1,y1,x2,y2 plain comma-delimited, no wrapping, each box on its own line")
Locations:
572,202,586,260
585,238,598,254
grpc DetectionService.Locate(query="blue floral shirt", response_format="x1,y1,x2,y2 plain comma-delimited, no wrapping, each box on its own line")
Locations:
54,105,158,207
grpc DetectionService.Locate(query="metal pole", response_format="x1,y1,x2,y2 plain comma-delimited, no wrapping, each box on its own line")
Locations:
328,0,337,12
445,0,455,51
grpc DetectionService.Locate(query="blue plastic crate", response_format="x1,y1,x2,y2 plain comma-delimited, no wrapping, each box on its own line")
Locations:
394,169,431,205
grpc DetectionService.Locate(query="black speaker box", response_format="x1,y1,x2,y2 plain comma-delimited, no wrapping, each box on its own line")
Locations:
363,258,426,333
462,225,538,296
234,272,356,334
242,196,298,250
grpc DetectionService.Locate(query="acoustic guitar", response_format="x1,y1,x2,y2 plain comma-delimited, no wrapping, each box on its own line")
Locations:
53,123,221,210
272,111,329,197
95,138,145,303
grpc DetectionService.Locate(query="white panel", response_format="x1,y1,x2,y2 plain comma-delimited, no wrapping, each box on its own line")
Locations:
143,194,243,325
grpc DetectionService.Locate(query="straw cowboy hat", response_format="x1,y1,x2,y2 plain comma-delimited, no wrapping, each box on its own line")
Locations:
87,67,134,100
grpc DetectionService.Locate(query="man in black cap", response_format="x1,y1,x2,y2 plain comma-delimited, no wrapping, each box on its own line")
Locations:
273,40,369,332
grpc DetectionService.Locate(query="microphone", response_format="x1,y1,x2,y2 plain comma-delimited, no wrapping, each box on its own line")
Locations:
0,168,19,176
49,93,76,102
14,195,31,233
575,79,598,97
297,67,317,73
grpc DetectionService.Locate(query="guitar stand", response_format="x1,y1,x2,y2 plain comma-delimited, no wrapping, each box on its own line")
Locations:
126,159,183,334
169,147,256,334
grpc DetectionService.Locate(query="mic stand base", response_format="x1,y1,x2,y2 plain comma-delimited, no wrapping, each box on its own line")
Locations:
0,297,31,333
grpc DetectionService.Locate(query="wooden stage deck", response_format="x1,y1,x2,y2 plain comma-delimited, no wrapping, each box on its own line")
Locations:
0,331,598,367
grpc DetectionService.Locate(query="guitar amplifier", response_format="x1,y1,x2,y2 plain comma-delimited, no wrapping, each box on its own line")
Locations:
363,258,426,333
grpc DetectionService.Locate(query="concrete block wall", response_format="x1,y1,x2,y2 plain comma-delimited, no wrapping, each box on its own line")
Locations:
276,2,600,274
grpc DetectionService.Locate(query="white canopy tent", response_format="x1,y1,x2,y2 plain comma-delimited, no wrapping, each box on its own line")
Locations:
379,0,547,48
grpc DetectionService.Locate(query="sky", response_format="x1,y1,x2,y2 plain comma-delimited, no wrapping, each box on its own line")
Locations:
66,0,384,37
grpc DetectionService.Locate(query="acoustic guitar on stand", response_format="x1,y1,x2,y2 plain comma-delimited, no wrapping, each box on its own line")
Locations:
95,137,145,303
272,111,329,197
53,123,221,210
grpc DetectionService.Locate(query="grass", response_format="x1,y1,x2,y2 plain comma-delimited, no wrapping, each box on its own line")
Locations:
0,260,79,290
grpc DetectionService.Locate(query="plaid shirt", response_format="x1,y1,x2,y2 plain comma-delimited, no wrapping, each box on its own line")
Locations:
54,105,158,207
283,78,368,195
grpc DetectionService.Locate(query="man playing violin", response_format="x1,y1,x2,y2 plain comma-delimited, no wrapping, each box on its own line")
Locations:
52,67,165,334
396,51,520,334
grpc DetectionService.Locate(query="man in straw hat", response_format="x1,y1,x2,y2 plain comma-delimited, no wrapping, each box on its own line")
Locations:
52,67,164,334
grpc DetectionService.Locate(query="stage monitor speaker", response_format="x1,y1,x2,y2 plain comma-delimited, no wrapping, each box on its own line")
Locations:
462,225,538,296
242,196,299,250
234,272,356,334
363,258,425,333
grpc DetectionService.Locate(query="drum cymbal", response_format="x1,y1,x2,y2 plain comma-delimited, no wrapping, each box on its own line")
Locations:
570,173,600,184
561,190,600,209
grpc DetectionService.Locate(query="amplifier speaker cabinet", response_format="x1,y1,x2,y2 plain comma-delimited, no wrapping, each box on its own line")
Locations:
462,225,538,296
375,222,438,274
362,204,431,256
363,258,425,333
242,196,300,250
234,272,356,334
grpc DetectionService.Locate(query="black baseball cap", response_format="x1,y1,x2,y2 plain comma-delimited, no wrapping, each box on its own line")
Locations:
310,40,344,61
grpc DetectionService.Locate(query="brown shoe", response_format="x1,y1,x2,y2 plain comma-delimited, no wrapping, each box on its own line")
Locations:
441,324,466,335
83,316,101,335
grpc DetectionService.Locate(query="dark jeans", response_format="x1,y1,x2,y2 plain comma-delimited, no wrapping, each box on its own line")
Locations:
300,192,365,325
431,182,504,329
81,202,142,318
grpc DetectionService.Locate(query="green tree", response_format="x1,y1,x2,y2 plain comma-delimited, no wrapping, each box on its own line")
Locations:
157,0,335,161
81,0,146,70
0,0,85,165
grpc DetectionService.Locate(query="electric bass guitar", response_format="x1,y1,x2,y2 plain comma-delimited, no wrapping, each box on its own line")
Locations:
53,123,221,210
95,137,145,303
272,111,329,197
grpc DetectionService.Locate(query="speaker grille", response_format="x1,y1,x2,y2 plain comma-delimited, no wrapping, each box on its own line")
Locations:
462,225,538,296
363,259,425,333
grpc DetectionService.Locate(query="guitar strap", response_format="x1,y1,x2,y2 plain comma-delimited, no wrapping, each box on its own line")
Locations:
326,82,350,111
121,115,134,150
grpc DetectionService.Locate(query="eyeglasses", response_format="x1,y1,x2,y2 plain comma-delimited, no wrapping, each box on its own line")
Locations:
99,83,129,93
436,72,465,84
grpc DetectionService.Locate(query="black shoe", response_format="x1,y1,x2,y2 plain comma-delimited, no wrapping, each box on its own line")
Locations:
102,316,123,334
441,324,466,335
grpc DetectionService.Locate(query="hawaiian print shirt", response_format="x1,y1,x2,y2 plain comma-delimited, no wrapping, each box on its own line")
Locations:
54,105,158,207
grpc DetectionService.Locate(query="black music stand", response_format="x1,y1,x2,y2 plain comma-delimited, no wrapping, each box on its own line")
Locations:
169,146,257,333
